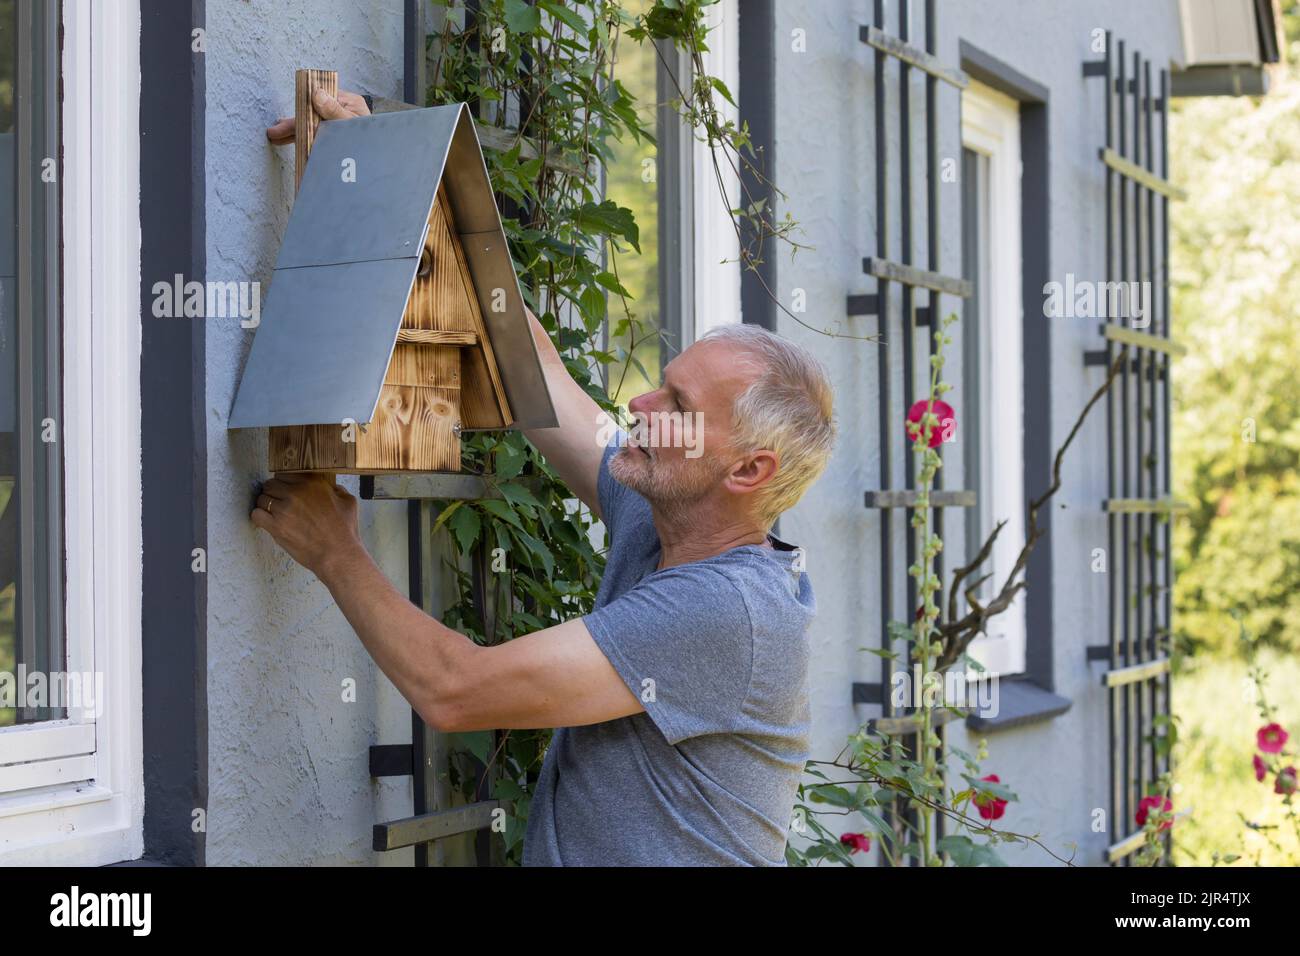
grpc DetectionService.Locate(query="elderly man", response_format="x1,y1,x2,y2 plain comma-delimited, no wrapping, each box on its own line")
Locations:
256,90,837,866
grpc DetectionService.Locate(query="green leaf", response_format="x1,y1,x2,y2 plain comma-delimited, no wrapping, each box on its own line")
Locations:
857,808,891,834
480,498,525,531
448,504,481,555
708,75,737,108
494,440,527,479
493,776,526,801
503,0,542,34
936,835,1008,867
455,730,495,766
961,773,1017,802
431,500,463,537
538,0,588,34
594,270,633,298
518,527,557,577
573,199,641,253
805,784,858,808
499,482,542,509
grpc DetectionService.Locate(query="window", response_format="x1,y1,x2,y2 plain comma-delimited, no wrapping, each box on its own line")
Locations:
0,0,76,748
602,0,739,407
0,0,142,865
959,80,1026,677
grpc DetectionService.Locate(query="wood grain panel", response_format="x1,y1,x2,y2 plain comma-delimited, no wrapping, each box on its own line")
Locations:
269,423,356,472
396,329,478,346
294,69,337,193
385,343,460,388
401,193,478,334
436,187,513,428
356,385,461,471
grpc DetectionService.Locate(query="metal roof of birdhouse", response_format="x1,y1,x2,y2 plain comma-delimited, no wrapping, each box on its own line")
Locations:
227,102,557,431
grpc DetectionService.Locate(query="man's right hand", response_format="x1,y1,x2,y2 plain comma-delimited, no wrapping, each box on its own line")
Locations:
266,88,371,145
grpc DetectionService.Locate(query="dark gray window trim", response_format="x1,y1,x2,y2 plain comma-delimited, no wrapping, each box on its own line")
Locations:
958,42,1060,707
964,675,1072,733
655,38,692,364
736,0,778,540
128,0,208,867
737,0,775,332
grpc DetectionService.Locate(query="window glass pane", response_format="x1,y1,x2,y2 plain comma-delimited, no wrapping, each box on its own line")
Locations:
0,0,64,727
604,0,665,408
961,146,986,567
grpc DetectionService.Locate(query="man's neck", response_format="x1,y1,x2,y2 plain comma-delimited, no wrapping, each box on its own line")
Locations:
651,507,771,571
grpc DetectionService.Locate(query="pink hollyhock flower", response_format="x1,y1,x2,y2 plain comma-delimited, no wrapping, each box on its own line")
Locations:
973,773,1007,821
1135,795,1173,831
840,832,872,854
906,399,955,449
1257,723,1289,754
1254,754,1268,782
1274,767,1297,796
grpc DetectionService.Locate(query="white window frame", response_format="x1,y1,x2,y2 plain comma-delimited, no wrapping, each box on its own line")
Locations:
960,80,1026,678
687,0,741,342
598,0,740,384
0,0,143,865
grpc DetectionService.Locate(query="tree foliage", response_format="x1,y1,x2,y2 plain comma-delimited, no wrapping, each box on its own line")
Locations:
1170,7,1300,656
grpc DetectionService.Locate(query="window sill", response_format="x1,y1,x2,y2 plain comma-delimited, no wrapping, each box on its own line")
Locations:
964,677,1071,733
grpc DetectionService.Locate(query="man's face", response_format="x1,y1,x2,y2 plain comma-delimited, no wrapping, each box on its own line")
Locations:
608,339,756,509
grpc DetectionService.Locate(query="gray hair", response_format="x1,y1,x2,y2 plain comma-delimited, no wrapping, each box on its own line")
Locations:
696,323,837,530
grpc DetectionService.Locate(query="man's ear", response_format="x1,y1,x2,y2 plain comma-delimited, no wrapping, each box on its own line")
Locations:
724,449,779,494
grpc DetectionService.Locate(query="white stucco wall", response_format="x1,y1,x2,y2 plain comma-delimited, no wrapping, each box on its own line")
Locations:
204,0,418,865
772,0,1185,865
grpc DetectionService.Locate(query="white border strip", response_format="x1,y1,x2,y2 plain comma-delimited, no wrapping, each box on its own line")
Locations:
0,0,144,865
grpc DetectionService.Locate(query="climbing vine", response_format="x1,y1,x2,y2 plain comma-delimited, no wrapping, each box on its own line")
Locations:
420,0,795,864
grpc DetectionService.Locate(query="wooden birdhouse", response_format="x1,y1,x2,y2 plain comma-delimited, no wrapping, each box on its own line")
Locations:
228,71,556,473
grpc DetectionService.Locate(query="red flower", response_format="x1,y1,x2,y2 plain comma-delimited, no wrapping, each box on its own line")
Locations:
1275,767,1297,796
1257,723,1289,754
1135,795,1173,831
840,832,872,854
1254,754,1268,782
973,773,1007,821
906,399,956,449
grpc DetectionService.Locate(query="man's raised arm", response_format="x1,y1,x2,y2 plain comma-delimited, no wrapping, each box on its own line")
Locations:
520,307,617,523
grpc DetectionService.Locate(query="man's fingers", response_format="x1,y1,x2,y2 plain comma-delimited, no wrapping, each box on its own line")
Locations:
261,478,295,498
312,88,353,121
337,90,371,116
250,506,274,532
266,116,295,145
268,85,365,146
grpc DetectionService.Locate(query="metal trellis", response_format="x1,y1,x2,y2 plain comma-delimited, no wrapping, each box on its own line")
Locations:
847,0,974,864
1082,33,1188,866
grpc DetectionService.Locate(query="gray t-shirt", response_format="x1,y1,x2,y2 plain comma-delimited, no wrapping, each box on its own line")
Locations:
521,429,816,866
